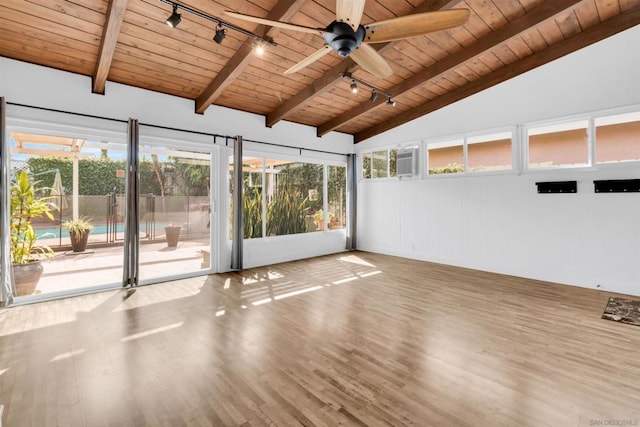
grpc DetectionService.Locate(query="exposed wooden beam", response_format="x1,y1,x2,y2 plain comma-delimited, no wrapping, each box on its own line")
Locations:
93,0,129,95
318,0,584,137
354,6,640,143
265,0,458,128
195,0,307,114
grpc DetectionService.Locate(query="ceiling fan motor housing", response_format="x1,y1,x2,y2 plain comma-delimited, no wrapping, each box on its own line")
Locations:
324,21,365,57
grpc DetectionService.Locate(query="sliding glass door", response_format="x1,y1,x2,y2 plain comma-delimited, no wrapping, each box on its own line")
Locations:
137,135,214,284
5,117,129,300
2,106,219,303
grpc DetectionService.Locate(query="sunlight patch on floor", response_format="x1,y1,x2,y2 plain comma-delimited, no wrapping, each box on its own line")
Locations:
333,276,359,285
121,322,183,342
339,254,376,268
359,270,382,278
274,285,324,300
49,348,86,363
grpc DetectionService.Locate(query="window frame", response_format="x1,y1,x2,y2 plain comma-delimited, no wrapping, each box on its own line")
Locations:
239,151,347,240
424,127,516,178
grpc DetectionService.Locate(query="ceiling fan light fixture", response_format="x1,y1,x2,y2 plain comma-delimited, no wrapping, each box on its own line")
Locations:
369,90,378,102
166,4,181,28
350,80,358,94
386,97,396,107
213,25,226,44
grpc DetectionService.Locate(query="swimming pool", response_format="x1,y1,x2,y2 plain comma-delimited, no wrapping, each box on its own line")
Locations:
36,223,162,239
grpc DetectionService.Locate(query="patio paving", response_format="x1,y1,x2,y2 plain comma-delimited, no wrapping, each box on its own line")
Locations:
32,238,211,296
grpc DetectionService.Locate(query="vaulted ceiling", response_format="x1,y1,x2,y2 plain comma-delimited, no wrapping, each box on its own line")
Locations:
1,0,638,142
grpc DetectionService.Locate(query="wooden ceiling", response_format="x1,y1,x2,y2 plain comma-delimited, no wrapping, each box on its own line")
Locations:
1,0,638,142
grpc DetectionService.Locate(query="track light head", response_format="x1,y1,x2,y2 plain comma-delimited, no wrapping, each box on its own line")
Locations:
350,80,358,94
369,90,378,102
386,97,396,107
166,4,181,28
254,44,265,56
213,25,226,44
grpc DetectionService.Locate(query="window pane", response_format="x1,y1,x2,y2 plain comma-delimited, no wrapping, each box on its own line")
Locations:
467,132,512,172
372,150,388,178
362,152,371,179
428,139,464,174
328,165,346,230
242,156,263,239
389,149,397,177
266,161,322,236
595,112,640,163
528,120,588,168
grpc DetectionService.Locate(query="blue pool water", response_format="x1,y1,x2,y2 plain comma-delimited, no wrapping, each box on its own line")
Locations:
36,223,162,239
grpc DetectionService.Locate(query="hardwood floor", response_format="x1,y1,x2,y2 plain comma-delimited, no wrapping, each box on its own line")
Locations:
1,252,639,426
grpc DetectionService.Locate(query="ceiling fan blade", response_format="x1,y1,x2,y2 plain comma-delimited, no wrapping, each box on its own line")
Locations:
350,43,393,79
336,0,366,30
225,11,324,35
364,9,470,43
284,45,333,75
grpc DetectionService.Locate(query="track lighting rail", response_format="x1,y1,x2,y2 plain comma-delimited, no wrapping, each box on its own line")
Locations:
159,0,276,47
340,72,395,106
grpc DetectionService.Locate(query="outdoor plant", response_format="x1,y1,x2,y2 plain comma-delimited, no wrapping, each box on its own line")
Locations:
62,216,94,238
266,190,308,236
10,171,55,264
312,209,336,230
243,187,262,239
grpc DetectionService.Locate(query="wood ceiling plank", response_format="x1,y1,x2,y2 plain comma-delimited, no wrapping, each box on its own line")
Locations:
93,0,129,94
118,22,230,70
535,19,566,46
450,63,480,82
316,0,584,136
520,28,549,53
490,43,519,64
195,0,308,114
0,37,95,75
24,0,108,24
116,32,224,73
265,0,459,128
517,0,545,13
595,0,622,21
445,24,480,47
0,18,97,55
503,36,534,59
107,66,203,98
122,8,240,60
554,10,583,38
111,46,214,85
573,0,601,29
354,5,640,142
489,0,527,21
4,0,104,36
476,51,505,70
1,5,102,46
468,0,509,31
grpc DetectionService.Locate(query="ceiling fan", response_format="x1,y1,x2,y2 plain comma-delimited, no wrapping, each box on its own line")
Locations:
225,0,470,79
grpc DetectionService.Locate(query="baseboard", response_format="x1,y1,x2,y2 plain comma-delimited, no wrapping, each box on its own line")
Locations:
357,245,640,297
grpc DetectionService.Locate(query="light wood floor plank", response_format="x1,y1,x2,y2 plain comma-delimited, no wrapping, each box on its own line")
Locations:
1,251,639,426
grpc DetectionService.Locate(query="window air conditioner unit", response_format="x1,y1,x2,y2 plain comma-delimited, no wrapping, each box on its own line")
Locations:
397,147,419,177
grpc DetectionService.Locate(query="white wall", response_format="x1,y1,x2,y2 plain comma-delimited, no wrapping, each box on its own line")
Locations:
0,57,353,279
356,26,640,296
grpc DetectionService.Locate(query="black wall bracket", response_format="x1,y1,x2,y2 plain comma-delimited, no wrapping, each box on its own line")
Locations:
594,179,640,193
536,181,577,193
